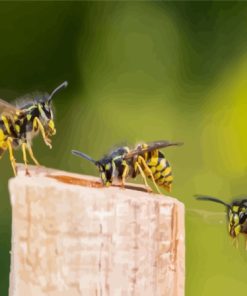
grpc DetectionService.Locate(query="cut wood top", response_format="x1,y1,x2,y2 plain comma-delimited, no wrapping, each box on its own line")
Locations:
9,164,185,296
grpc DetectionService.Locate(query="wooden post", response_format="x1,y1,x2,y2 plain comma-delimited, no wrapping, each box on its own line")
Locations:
9,165,185,296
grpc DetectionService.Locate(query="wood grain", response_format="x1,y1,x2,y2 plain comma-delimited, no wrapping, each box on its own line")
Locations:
9,164,185,296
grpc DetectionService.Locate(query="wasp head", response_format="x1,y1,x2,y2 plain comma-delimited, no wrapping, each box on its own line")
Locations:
71,150,113,186
38,81,68,137
96,160,113,187
38,101,56,137
228,203,247,238
196,195,247,239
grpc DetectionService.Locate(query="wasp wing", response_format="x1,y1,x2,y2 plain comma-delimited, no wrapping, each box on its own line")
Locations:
0,99,23,118
124,140,183,159
0,98,22,114
193,195,230,224
187,208,226,224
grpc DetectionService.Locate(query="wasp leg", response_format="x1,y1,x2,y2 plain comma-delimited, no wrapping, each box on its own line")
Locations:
0,147,5,159
134,162,152,193
121,162,129,188
137,156,161,194
27,145,40,166
21,143,30,175
33,117,52,149
7,139,17,176
232,237,239,249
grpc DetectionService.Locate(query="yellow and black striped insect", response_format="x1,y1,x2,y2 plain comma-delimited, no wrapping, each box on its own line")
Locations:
196,195,247,238
72,140,183,193
0,81,68,175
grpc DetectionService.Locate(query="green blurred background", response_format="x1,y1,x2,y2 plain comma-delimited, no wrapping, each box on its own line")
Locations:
1,2,247,295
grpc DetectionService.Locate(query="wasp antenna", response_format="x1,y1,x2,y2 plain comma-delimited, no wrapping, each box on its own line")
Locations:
171,142,184,147
71,150,97,165
195,195,231,209
48,81,68,102
159,141,184,148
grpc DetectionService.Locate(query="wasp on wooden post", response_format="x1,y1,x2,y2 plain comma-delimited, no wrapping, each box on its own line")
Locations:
72,140,183,193
196,195,247,239
0,81,68,175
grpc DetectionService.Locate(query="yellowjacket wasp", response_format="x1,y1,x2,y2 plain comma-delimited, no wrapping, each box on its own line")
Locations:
196,195,247,238
0,81,68,175
72,140,183,193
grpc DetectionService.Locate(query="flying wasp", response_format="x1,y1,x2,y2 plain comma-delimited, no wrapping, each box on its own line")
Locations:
196,195,247,239
72,140,183,193
0,81,68,175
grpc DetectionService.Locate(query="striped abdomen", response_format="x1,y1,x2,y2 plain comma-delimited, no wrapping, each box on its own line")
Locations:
0,115,19,141
143,150,173,191
0,115,17,155
0,113,29,151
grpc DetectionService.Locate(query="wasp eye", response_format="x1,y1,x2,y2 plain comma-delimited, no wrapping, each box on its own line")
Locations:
42,103,52,119
239,212,247,224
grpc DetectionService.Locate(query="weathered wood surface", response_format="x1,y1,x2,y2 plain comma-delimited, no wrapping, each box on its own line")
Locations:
9,165,185,296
